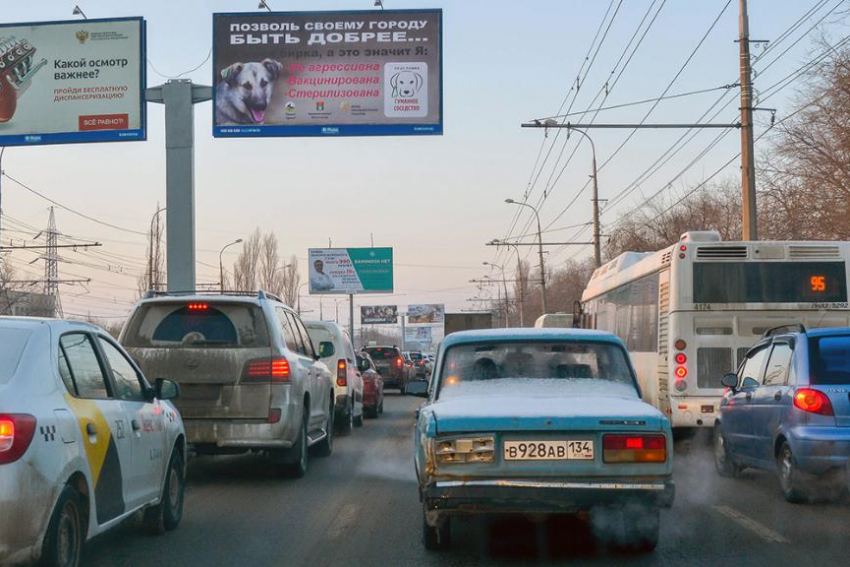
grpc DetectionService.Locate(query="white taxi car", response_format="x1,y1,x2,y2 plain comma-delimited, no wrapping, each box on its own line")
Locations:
0,318,186,567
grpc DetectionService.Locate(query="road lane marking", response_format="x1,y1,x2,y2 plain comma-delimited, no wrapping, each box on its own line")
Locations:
327,503,360,540
712,505,789,543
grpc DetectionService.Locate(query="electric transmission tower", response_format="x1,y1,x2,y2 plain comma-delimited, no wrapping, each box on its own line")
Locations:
44,207,62,318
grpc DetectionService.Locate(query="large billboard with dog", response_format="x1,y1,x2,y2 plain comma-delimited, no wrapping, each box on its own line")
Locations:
309,247,393,295
212,10,442,137
0,17,145,147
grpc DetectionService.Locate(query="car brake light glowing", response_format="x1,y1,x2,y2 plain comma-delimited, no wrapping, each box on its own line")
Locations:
0,414,37,465
603,434,666,463
187,302,209,311
396,357,403,368
245,358,290,382
337,359,347,387
675,353,687,364
793,388,834,416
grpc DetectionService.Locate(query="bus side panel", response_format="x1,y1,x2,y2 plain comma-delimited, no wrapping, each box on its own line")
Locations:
656,269,671,419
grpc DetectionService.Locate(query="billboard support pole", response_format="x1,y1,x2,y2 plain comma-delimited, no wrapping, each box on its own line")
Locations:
349,294,354,348
400,313,406,351
146,80,212,292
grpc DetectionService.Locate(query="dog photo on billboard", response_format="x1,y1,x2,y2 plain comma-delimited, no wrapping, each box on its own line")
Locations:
215,59,284,125
390,70,423,98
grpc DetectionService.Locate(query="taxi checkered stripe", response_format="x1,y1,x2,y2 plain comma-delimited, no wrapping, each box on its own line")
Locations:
39,425,56,442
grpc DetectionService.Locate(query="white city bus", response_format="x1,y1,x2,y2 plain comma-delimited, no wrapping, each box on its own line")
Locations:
580,231,850,429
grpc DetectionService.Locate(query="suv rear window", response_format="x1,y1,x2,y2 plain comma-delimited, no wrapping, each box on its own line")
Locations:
409,352,423,361
0,328,32,384
365,347,400,360
123,302,270,349
809,335,850,385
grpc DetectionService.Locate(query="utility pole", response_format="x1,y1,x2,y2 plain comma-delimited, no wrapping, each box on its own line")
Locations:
505,199,548,314
739,0,757,240
44,208,61,318
146,80,213,292
349,294,355,348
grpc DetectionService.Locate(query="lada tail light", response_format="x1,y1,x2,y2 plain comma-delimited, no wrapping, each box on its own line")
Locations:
337,360,347,387
243,357,291,383
603,434,667,463
0,414,37,465
793,388,834,416
435,437,494,464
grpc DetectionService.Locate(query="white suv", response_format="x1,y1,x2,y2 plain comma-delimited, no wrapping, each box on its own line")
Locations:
0,318,185,567
304,321,364,435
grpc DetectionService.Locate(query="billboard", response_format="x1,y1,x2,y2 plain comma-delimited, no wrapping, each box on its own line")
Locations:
309,248,393,295
361,305,397,324
408,304,444,324
0,17,145,147
212,9,442,137
405,326,432,348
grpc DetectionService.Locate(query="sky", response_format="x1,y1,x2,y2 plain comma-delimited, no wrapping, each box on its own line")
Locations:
0,0,847,328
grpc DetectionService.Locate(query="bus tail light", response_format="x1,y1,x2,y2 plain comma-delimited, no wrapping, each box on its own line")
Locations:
337,360,347,387
603,434,667,463
674,339,687,351
793,388,834,416
0,414,37,465
675,353,687,364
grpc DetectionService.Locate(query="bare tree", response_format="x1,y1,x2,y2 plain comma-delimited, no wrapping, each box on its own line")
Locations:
258,232,285,296
0,257,27,315
137,204,165,298
232,229,262,292
281,255,301,307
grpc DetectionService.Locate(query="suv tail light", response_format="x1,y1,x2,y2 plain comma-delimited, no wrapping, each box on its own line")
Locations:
337,360,347,387
603,434,666,463
243,357,291,383
0,414,37,465
793,388,834,416
396,356,403,368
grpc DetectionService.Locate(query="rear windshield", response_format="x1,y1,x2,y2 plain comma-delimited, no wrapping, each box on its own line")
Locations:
123,302,270,349
438,341,637,399
365,347,400,360
0,328,32,384
409,352,423,360
809,335,850,385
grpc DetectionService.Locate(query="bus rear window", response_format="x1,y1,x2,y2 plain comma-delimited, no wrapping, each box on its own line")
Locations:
809,336,850,385
693,262,847,304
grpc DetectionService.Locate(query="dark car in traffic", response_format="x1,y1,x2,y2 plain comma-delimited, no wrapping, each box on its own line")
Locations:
363,346,409,392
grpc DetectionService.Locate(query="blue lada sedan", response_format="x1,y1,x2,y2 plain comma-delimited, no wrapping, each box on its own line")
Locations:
412,329,674,552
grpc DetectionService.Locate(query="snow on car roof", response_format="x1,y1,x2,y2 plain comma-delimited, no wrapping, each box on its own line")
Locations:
442,328,624,349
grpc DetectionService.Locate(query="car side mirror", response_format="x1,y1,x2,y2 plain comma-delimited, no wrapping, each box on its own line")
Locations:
318,341,335,358
155,378,180,400
357,359,370,372
721,373,738,390
406,380,429,398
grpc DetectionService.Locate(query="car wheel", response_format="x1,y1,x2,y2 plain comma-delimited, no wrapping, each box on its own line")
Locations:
278,410,308,478
778,442,806,503
713,425,741,478
40,486,83,567
143,448,185,534
354,403,364,428
312,401,334,457
338,400,354,436
422,507,451,551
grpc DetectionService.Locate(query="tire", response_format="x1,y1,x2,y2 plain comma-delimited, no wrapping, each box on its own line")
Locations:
278,410,308,478
422,507,451,551
714,425,741,478
778,442,807,503
312,402,334,457
353,403,364,428
338,400,354,436
378,397,384,414
40,486,83,567
143,448,185,534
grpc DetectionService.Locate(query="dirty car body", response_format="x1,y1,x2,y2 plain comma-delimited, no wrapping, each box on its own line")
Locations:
413,329,674,551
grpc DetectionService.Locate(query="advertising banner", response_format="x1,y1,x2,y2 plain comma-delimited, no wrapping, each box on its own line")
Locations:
408,304,445,324
405,326,432,348
0,17,145,147
361,305,398,324
309,247,393,295
212,9,442,137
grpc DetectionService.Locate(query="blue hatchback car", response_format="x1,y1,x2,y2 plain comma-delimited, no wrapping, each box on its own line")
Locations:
412,329,674,552
715,325,850,502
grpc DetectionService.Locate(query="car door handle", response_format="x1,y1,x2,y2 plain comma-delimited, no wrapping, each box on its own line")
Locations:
131,420,141,432
85,423,97,436
745,392,753,401
774,391,783,402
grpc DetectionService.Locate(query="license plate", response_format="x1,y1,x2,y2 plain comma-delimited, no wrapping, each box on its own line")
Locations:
503,440,594,461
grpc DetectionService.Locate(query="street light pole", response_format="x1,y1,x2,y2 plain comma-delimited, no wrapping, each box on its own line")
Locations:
560,127,601,268
219,238,243,291
505,199,548,314
484,262,510,328
490,240,524,326
296,282,308,315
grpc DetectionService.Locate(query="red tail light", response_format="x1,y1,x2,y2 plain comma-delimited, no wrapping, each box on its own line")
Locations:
0,414,37,465
603,434,666,463
244,357,291,383
396,357,403,368
337,359,347,387
793,388,834,416
187,302,208,311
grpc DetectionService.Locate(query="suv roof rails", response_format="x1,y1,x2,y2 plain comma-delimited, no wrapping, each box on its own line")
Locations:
762,324,807,338
142,289,284,303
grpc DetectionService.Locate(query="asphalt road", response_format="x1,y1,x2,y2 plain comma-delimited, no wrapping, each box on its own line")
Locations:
83,394,850,566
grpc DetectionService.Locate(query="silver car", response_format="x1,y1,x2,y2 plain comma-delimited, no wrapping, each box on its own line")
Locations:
121,291,335,477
